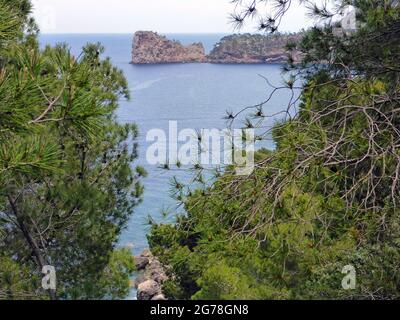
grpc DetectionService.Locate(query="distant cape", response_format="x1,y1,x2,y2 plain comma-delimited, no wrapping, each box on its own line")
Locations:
131,31,302,64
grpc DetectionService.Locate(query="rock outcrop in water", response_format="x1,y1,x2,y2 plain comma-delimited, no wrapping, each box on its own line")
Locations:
208,33,303,64
131,31,303,64
132,31,206,64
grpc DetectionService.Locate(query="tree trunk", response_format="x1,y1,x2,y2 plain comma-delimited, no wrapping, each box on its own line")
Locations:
7,195,57,300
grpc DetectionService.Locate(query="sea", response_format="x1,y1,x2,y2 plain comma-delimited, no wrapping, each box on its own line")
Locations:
39,34,296,299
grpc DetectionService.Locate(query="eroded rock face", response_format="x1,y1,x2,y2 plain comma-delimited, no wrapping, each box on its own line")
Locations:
137,280,161,300
134,256,149,271
131,31,303,65
152,294,167,301
208,33,303,64
132,31,206,64
134,249,151,270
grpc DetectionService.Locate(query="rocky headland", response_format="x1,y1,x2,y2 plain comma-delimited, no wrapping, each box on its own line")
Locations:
131,31,302,64
208,33,303,64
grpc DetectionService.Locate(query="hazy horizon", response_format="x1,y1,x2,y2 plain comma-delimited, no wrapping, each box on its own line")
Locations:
32,0,313,34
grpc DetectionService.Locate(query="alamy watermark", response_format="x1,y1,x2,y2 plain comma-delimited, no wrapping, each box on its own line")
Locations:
146,121,255,175
42,265,56,291
341,265,356,290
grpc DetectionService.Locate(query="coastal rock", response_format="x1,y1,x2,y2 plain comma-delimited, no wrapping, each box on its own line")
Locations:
137,280,161,300
132,31,303,65
208,33,303,64
151,294,167,301
135,249,169,300
134,249,152,270
134,256,149,270
140,249,152,257
146,259,168,284
132,31,206,64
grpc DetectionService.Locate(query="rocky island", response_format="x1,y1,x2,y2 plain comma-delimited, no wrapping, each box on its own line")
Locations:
132,31,206,64
131,31,302,64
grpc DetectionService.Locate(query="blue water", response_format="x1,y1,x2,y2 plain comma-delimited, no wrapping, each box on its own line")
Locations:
39,34,295,299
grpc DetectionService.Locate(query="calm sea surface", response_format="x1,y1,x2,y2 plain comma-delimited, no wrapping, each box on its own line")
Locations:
39,34,295,299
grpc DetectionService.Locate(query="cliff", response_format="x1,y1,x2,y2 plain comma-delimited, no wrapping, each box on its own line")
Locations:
132,31,206,64
208,33,303,64
131,31,303,64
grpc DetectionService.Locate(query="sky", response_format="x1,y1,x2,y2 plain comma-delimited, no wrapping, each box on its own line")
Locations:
32,0,313,34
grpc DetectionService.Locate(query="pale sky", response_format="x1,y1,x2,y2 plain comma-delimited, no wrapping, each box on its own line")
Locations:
32,0,312,34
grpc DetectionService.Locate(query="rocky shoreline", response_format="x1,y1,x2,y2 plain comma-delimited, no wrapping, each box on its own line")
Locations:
131,31,302,64
133,249,168,300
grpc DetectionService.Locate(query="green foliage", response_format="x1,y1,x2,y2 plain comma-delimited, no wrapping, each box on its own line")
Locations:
149,1,400,300
0,0,142,299
192,261,260,300
0,256,43,300
71,248,136,300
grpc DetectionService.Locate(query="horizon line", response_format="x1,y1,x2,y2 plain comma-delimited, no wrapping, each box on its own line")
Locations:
40,32,233,35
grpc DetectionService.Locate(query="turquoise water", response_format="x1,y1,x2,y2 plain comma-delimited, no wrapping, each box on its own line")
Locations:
39,34,295,298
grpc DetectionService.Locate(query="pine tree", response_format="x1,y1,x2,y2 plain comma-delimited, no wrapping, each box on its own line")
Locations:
149,0,400,300
0,0,144,299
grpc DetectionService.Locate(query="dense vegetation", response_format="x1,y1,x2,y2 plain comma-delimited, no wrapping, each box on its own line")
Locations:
0,0,144,299
149,0,400,300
